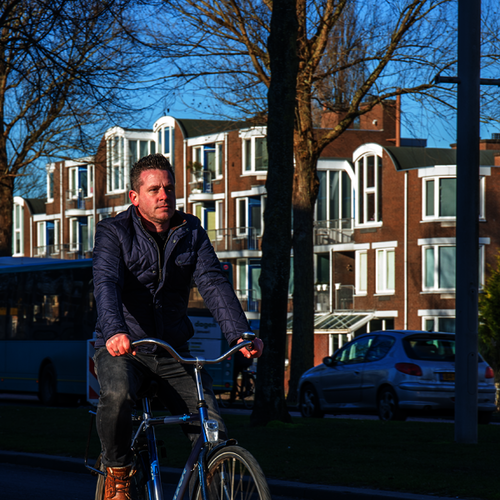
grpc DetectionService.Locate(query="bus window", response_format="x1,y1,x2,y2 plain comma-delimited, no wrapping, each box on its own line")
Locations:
0,258,95,404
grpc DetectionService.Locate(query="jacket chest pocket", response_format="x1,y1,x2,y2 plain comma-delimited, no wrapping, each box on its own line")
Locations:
175,251,196,267
169,252,197,284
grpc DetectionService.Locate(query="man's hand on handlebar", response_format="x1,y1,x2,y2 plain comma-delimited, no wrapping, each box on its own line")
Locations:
237,336,264,359
106,333,137,357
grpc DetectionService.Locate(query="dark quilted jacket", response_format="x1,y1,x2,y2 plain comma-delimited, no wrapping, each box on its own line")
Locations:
93,205,250,352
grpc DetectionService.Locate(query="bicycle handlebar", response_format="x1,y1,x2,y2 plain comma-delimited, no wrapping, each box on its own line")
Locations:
131,335,255,366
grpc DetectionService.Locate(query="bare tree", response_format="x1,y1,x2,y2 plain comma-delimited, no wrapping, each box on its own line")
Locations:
156,0,497,416
0,0,159,256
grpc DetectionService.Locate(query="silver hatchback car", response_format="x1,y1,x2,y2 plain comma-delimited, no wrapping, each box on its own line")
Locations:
298,330,496,423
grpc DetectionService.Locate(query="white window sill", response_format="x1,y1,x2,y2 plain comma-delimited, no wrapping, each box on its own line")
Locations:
240,171,268,177
355,222,383,229
421,218,456,223
106,190,127,195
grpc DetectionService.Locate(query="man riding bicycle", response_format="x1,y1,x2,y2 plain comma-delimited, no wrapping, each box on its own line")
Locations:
92,153,263,500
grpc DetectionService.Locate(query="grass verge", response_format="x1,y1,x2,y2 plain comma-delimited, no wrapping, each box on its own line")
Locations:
0,404,498,500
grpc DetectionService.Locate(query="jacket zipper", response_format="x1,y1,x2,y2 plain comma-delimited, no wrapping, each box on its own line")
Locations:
136,216,187,284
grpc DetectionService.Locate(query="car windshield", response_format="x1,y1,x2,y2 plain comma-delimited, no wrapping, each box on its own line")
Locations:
403,336,455,362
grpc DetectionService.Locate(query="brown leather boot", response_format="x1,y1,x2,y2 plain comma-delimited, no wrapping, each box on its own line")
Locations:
104,465,135,500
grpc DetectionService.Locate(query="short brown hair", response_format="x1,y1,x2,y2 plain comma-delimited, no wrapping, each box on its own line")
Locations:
130,154,175,192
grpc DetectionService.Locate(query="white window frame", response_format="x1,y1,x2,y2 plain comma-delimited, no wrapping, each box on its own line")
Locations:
52,219,60,254
376,248,396,295
215,200,224,240
88,164,94,197
193,146,203,165
107,136,126,193
241,136,268,174
36,222,46,255
419,238,486,292
69,218,79,252
215,142,223,179
130,139,155,163
157,126,174,160
355,249,368,296
479,244,485,289
69,166,78,199
422,244,456,292
355,154,382,227
422,176,457,221
420,311,456,333
479,175,486,220
236,258,248,298
236,198,248,237
68,164,94,199
420,169,486,222
47,166,55,202
87,215,94,252
12,200,24,256
316,168,354,224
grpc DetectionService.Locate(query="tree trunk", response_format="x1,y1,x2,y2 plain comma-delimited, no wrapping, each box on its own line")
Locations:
250,0,298,426
0,174,14,257
287,138,320,405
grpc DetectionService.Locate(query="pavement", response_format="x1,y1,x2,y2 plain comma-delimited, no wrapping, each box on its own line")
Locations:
0,449,462,500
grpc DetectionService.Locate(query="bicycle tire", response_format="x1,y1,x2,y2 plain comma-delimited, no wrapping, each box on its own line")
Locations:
193,445,271,500
94,452,150,500
217,391,230,408
241,374,255,409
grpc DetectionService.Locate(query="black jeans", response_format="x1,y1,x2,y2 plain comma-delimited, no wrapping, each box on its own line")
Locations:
94,348,227,468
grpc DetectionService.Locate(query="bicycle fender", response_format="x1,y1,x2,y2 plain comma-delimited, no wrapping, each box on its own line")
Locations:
204,438,238,462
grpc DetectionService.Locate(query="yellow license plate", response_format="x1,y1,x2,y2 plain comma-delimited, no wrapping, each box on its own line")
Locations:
440,372,455,382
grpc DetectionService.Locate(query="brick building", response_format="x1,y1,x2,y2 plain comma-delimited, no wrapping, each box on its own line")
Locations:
11,103,500,366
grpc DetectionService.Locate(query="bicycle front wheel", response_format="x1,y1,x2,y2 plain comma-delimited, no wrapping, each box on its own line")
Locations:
194,445,271,500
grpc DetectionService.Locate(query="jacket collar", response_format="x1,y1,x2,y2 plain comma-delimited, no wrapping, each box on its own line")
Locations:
130,205,186,233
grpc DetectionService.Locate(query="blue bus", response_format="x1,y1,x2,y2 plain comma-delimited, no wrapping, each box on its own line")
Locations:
0,257,233,405
0,257,95,405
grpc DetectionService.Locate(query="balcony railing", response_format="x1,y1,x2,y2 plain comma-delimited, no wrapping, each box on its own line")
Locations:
335,285,354,310
235,289,261,312
66,189,85,210
315,284,330,312
206,227,260,253
315,284,355,313
35,244,93,260
314,218,354,245
189,170,213,194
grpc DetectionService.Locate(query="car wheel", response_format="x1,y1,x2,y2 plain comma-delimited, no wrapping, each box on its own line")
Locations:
299,384,324,418
478,411,493,425
377,387,407,421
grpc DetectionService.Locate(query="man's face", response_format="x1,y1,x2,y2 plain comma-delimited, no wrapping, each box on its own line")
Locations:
129,169,176,229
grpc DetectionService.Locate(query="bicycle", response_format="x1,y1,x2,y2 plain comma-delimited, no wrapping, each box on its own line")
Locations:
219,366,256,409
84,333,271,500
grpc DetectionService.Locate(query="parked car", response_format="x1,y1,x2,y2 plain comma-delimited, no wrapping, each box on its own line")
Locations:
298,330,496,423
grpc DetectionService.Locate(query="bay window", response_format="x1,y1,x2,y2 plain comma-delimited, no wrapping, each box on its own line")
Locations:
355,154,382,225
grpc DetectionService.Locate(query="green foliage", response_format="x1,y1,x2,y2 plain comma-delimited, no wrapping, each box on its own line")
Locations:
479,251,500,380
186,161,203,171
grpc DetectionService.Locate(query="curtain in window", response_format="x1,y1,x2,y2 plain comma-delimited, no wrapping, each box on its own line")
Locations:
439,178,456,217
439,246,456,289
